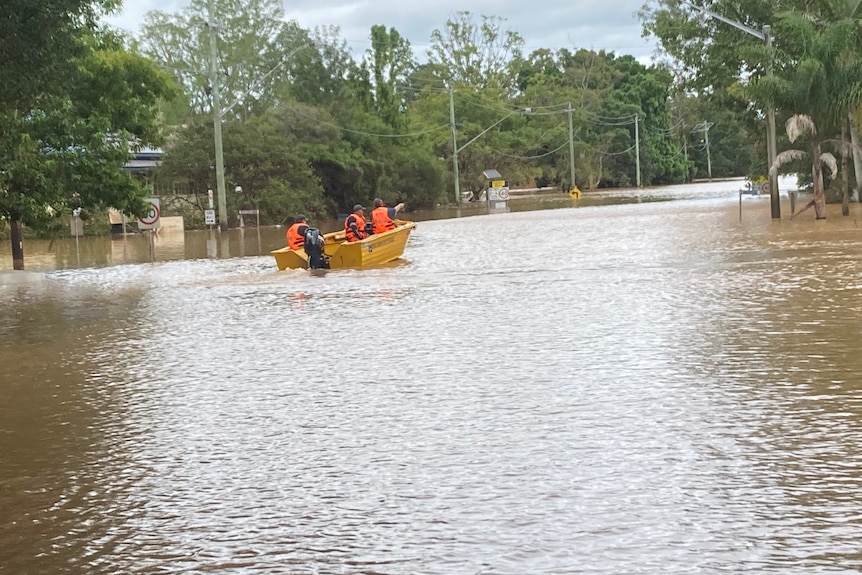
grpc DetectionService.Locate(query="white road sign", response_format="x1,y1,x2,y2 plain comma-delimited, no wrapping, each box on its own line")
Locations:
138,197,161,230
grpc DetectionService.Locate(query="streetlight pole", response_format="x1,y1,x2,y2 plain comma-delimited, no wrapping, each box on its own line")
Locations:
567,102,576,191
689,4,779,218
206,0,228,232
763,25,779,218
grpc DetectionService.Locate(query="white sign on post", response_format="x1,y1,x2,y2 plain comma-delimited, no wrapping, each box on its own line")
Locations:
138,197,161,230
204,209,216,225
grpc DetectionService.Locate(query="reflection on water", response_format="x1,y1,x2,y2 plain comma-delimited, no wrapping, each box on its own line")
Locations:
0,227,262,271
2,179,862,574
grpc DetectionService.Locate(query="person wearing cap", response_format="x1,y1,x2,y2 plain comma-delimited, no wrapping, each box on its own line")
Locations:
371,198,405,235
343,204,367,242
286,214,312,250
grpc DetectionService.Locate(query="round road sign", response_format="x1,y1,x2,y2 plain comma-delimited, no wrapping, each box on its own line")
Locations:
139,200,160,226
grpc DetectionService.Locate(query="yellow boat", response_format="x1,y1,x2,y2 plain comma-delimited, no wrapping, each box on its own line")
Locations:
271,220,416,270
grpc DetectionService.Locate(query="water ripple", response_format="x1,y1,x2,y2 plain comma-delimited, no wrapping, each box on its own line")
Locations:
3,195,862,573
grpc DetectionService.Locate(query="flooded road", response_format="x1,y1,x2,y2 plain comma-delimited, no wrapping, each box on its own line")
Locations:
2,181,862,574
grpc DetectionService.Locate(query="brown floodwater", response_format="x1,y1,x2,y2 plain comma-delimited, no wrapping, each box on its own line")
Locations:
2,180,862,574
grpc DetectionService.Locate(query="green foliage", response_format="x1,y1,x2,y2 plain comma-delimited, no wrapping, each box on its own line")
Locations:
0,25,174,252
642,0,862,210
136,1,764,224
137,0,314,121
361,26,416,128
154,117,328,226
0,0,120,110
377,146,449,208
427,12,524,90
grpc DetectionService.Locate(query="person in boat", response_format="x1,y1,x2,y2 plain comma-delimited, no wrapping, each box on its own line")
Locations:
344,204,367,242
287,214,313,250
371,198,404,235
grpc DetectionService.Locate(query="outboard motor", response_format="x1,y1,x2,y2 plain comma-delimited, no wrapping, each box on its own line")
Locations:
364,221,374,237
303,227,329,269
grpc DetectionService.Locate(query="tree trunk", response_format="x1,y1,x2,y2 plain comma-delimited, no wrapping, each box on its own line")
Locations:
812,138,827,219
842,120,850,216
849,113,862,202
11,220,24,270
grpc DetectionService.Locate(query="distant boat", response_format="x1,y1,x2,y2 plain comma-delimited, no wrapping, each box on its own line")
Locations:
271,220,416,270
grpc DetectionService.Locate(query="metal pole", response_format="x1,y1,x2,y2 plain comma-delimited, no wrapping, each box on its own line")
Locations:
764,25,779,219
635,114,641,187
449,85,460,205
74,216,80,266
207,0,228,232
567,102,576,191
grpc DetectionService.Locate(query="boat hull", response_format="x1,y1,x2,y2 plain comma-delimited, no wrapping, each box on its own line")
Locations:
271,220,415,270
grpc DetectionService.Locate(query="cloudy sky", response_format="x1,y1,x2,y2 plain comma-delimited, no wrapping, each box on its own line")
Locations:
104,0,661,64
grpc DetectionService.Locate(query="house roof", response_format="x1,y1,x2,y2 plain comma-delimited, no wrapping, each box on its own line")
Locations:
123,148,164,172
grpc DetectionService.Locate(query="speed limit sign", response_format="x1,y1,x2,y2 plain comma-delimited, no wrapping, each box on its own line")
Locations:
138,197,161,230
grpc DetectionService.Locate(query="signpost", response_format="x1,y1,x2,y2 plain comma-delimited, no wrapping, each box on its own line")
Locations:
238,209,260,228
487,176,510,212
71,208,82,266
206,189,217,257
137,197,160,262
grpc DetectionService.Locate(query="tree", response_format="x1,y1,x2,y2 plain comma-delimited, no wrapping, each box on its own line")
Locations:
1,28,174,269
771,115,836,218
427,12,524,90
639,0,780,183
136,0,313,122
0,0,120,111
359,25,416,128
156,116,328,225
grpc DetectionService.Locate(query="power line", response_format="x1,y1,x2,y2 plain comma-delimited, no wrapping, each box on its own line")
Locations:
285,106,450,138
497,139,572,160
598,143,638,156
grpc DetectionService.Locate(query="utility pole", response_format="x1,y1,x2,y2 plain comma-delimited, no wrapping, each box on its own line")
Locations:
567,102,576,191
207,0,228,232
449,85,461,205
682,121,688,163
694,122,714,181
635,114,641,187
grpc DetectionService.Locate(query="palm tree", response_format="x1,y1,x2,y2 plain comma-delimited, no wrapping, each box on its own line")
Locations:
771,114,837,217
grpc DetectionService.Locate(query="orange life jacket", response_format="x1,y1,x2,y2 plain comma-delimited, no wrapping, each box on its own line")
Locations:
287,222,307,250
372,206,395,235
344,213,366,242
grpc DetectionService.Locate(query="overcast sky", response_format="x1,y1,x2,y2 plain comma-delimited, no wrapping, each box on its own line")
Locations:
104,0,661,65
